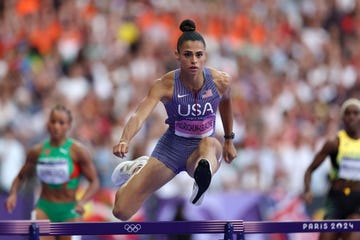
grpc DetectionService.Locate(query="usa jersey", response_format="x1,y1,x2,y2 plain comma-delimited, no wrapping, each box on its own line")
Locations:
164,68,221,138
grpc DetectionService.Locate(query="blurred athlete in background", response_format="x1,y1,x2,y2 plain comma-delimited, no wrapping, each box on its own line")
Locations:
304,98,360,240
6,104,99,240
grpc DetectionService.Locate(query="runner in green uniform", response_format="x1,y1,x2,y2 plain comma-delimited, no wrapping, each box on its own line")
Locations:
5,104,99,240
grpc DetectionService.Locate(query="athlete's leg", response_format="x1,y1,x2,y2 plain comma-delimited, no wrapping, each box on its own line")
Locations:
33,208,55,240
35,200,82,240
112,157,176,220
344,214,360,240
186,137,223,204
318,232,339,240
57,234,74,240
186,137,222,177
57,216,82,240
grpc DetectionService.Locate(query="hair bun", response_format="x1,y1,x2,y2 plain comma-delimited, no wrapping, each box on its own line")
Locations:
179,19,196,32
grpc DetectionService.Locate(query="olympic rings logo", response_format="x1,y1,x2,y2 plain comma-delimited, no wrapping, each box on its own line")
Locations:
124,223,142,233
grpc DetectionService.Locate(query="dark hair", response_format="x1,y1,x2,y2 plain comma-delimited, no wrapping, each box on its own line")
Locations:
51,104,73,123
176,19,206,52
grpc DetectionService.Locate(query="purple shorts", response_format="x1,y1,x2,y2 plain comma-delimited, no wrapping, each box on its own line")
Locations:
151,129,203,174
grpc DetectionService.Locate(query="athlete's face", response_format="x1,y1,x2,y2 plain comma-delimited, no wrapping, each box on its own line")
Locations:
47,110,71,141
176,40,207,76
343,105,360,133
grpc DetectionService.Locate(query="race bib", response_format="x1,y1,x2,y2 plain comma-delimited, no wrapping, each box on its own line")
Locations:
37,158,70,184
338,157,360,181
175,115,215,138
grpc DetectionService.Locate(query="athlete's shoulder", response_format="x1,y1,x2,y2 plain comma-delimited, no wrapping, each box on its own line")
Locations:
26,142,43,162
160,70,176,83
148,71,175,103
70,139,87,152
153,71,175,91
206,67,231,96
32,141,46,153
70,139,91,163
322,135,340,154
207,67,230,80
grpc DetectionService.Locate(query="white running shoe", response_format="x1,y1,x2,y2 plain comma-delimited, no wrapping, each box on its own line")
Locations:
190,159,212,205
111,156,149,187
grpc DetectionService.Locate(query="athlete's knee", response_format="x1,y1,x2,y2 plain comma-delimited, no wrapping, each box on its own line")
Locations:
112,194,137,220
112,189,134,220
348,213,360,219
112,195,144,221
112,205,133,221
112,186,144,221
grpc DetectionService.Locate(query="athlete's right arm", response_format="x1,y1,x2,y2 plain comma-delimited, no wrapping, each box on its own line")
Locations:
303,137,338,204
5,146,39,213
113,75,172,158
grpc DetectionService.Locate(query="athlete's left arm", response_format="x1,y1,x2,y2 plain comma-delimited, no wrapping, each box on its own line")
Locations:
72,142,100,213
216,70,237,163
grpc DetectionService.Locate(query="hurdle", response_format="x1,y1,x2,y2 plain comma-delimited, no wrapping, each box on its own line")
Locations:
0,219,359,240
0,220,244,240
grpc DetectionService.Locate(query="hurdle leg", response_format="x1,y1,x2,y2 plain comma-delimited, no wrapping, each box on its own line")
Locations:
29,223,40,240
237,232,245,240
223,222,234,240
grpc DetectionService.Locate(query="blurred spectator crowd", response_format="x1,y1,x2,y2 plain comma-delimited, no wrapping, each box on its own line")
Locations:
1,0,360,222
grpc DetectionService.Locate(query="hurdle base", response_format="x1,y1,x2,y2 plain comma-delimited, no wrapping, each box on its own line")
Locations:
29,223,39,240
